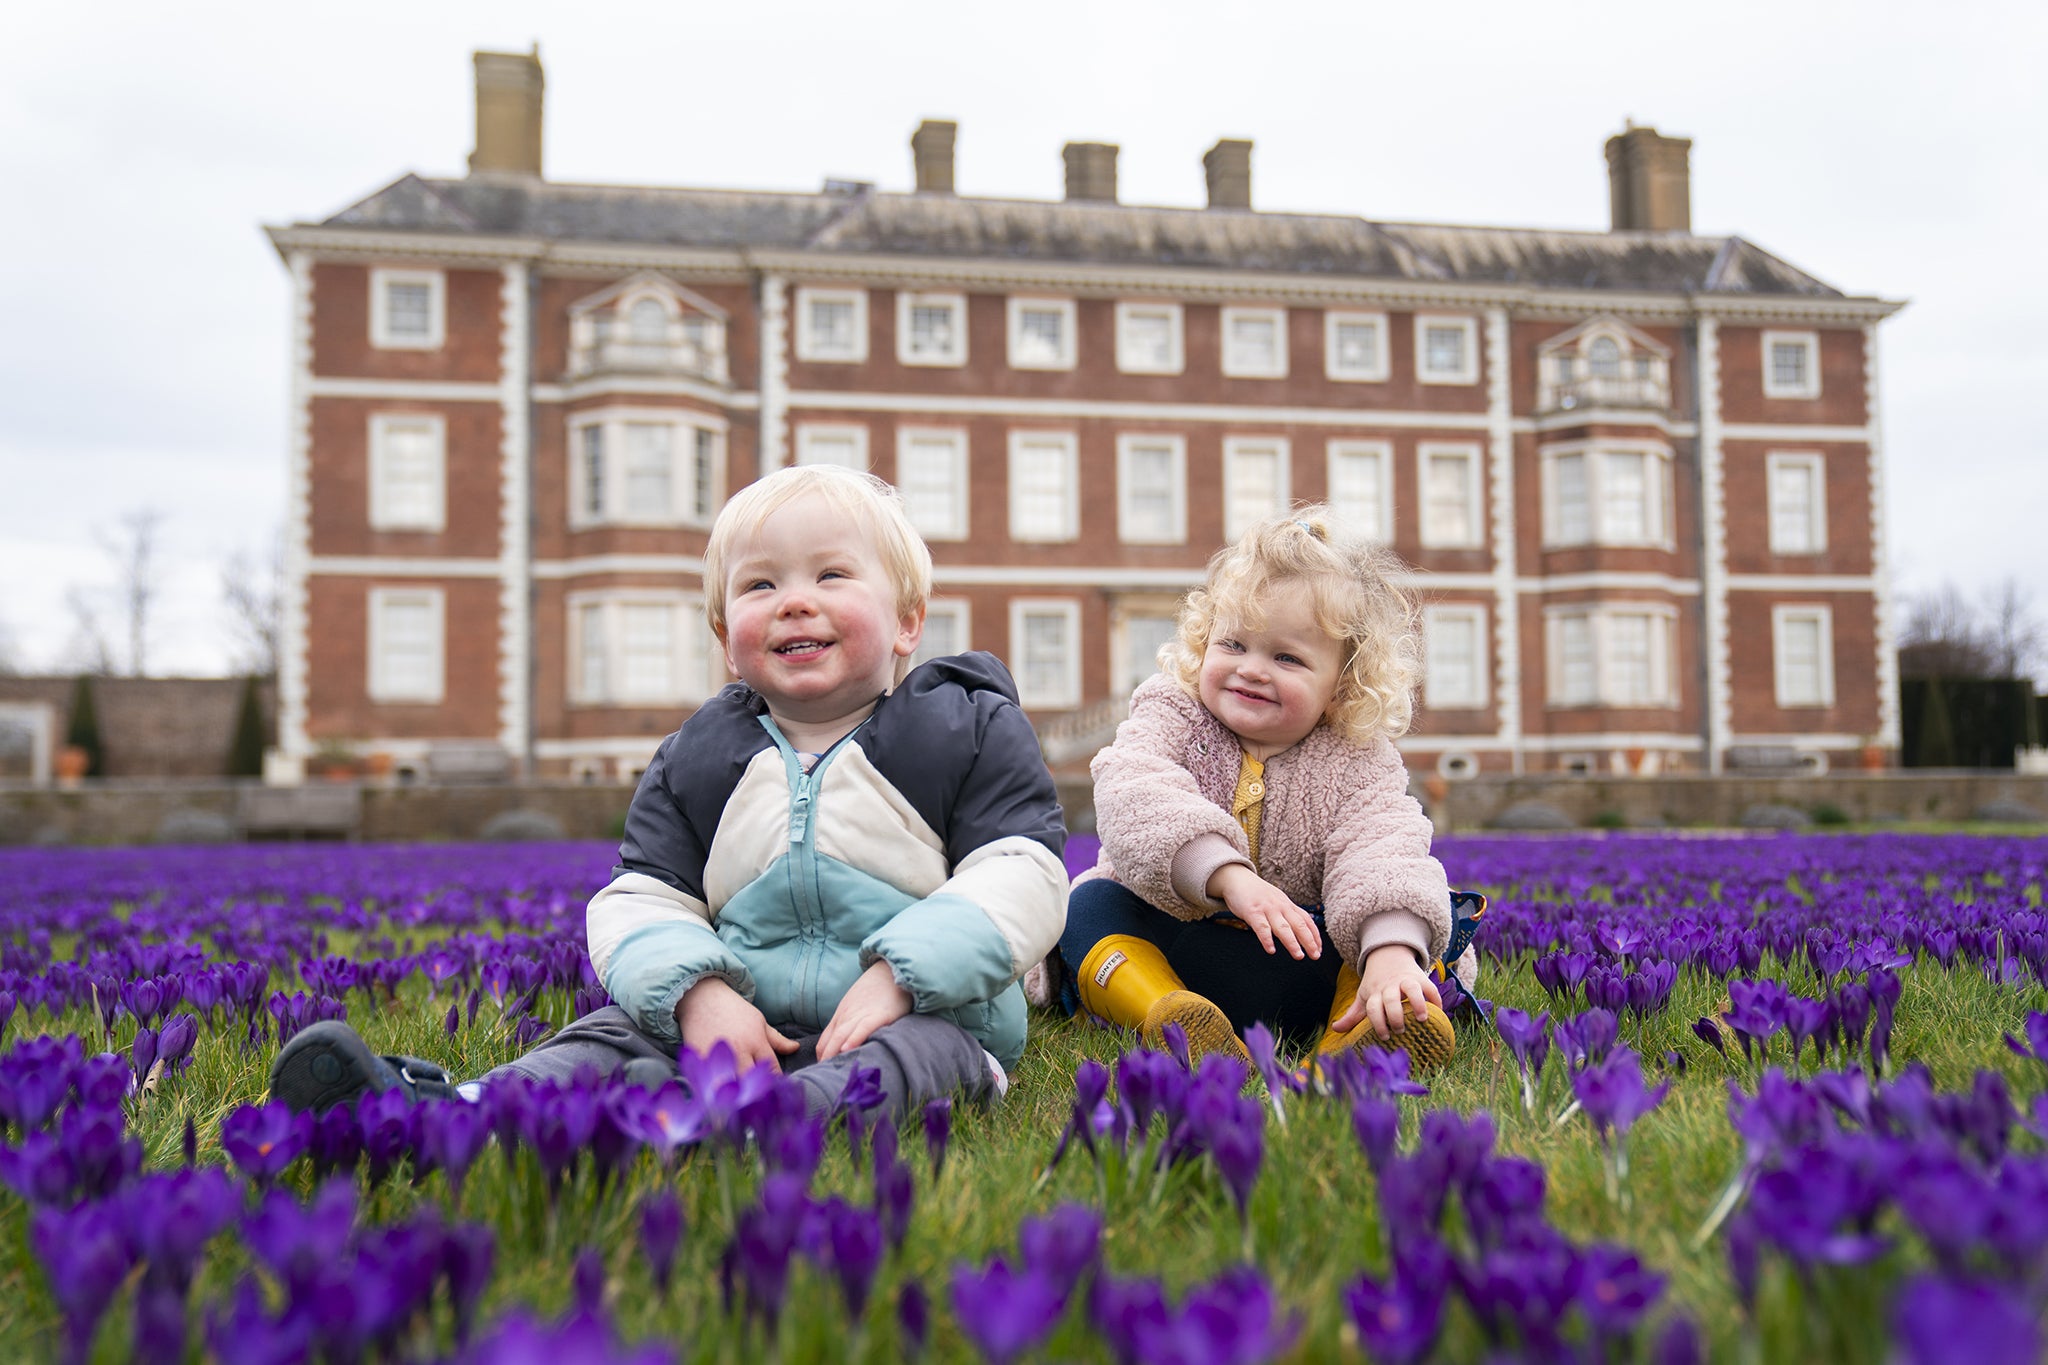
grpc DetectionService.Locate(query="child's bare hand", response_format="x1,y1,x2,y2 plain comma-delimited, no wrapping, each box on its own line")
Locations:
817,960,913,1060
676,976,799,1072
1332,944,1443,1041
1208,865,1322,960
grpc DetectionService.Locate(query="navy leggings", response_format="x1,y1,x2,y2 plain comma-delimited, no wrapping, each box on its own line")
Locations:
1058,877,1345,1044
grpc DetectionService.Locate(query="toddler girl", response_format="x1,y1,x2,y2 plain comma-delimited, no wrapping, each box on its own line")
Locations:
1056,507,1480,1069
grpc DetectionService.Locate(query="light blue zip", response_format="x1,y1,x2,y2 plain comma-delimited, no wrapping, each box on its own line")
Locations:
758,716,869,1018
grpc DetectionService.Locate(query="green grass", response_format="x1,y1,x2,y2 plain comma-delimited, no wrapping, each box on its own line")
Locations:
1,939,2044,1361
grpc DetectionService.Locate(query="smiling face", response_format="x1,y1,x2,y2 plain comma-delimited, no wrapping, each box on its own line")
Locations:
1196,589,1346,760
717,492,923,747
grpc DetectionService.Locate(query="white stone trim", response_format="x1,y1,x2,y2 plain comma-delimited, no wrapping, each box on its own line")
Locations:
784,388,1492,430
265,225,546,264
793,286,869,363
497,264,532,765
1115,433,1188,545
309,556,504,578
564,588,714,707
912,597,974,667
535,554,707,579
1325,311,1391,383
0,702,56,784
895,426,971,541
308,377,503,403
896,291,968,367
369,267,446,350
367,586,446,704
1115,302,1185,375
933,565,1201,589
760,273,789,471
1541,602,1681,709
1007,430,1080,542
1009,597,1084,710
367,413,447,532
1764,452,1829,556
1109,595,1185,698
1416,314,1480,385
1417,441,1486,549
1865,322,1901,749
1483,309,1522,771
1220,306,1289,379
1524,411,1698,438
793,421,871,470
1326,439,1394,543
1771,604,1837,708
1761,330,1822,400
1697,317,1732,772
1423,603,1490,710
1397,731,1706,754
533,736,672,761
1221,435,1291,541
1006,297,1078,371
533,376,744,408
1536,438,1676,550
281,251,314,758
1725,574,1875,592
1720,422,1867,443
566,407,726,529
1727,731,1869,750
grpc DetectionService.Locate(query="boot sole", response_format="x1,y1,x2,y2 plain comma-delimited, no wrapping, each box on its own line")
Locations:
269,1020,389,1115
1141,991,1255,1070
1319,1002,1458,1071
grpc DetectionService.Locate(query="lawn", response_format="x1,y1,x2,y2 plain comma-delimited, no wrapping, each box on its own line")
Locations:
0,832,2043,1363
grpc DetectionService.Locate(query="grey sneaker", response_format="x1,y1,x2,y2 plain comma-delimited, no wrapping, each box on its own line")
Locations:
269,1020,456,1114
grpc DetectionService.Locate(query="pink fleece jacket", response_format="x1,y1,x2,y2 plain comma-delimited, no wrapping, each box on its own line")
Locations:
1083,673,1450,972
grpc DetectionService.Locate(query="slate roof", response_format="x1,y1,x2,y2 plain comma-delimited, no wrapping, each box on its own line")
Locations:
314,174,1847,298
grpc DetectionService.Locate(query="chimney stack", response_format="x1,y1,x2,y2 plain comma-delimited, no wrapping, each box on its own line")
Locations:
912,120,957,193
1203,138,1252,209
469,47,545,179
1063,142,1119,203
1604,123,1691,233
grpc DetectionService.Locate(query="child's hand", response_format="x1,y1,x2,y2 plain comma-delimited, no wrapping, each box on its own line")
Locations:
1208,864,1322,960
1332,943,1443,1041
817,960,914,1060
676,976,799,1071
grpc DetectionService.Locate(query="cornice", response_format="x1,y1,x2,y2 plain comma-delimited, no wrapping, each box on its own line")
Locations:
265,225,545,265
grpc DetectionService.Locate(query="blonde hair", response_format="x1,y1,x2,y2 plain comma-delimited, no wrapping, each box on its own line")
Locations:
1161,505,1421,743
702,464,933,642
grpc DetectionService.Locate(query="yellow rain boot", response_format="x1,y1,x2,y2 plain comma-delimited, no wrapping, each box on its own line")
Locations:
1076,936,1254,1070
1317,963,1457,1071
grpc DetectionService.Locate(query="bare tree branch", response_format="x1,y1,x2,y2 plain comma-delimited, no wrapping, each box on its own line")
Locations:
1980,577,2046,681
91,508,165,676
220,529,284,677
61,584,117,676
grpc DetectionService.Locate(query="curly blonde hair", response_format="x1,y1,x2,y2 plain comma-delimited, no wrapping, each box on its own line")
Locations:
1160,505,1421,744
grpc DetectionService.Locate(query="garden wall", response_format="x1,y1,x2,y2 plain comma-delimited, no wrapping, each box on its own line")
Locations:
2,772,2045,846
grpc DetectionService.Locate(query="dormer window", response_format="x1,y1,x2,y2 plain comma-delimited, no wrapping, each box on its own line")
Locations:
567,274,729,383
1537,318,1671,413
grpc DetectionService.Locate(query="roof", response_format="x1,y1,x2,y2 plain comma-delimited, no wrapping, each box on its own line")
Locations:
311,173,1848,299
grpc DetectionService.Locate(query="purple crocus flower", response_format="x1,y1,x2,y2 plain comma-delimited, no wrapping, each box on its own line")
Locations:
1176,1265,1301,1365
1554,1007,1620,1071
1090,1274,1169,1365
418,1099,492,1202
1572,1045,1670,1146
1691,1015,1729,1058
442,1220,496,1345
1049,1059,1117,1171
1892,1272,2042,1365
0,1129,76,1205
922,1097,953,1180
131,1027,159,1089
1494,1006,1551,1112
821,1198,885,1319
221,1101,312,1188
1344,1250,1447,1365
638,1192,683,1298
1575,1244,1665,1338
949,1255,1067,1365
875,1143,915,1251
242,1179,358,1298
1352,1095,1399,1170
571,1244,606,1321
205,1277,313,1365
1241,1022,1297,1121
1650,1316,1704,1365
1463,1155,1547,1251
1019,1204,1102,1297
728,1172,810,1332
2002,1009,2048,1066
897,1279,930,1359
1206,1100,1264,1223
121,1166,239,1295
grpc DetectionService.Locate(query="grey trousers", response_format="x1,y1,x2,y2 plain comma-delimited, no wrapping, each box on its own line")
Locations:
481,1005,999,1123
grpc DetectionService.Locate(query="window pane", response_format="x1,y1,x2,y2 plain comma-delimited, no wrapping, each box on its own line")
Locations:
1424,325,1467,375
578,604,608,700
1770,462,1816,552
1588,336,1622,378
1022,613,1070,700
1226,448,1282,540
379,598,437,697
1123,616,1179,689
899,436,962,537
909,303,957,357
1771,342,1808,388
380,423,438,524
913,608,962,666
628,298,668,342
1015,308,1065,365
1330,450,1383,538
582,427,606,519
692,429,717,521
1782,618,1822,703
1557,616,1595,704
799,432,863,469
1608,614,1653,704
1425,453,1474,544
1429,614,1479,704
1123,445,1178,541
620,604,674,699
623,424,673,514
386,283,432,337
1013,443,1071,538
1600,452,1649,543
1230,315,1278,370
809,299,855,354
1553,454,1589,544
1333,322,1380,374
1123,311,1173,368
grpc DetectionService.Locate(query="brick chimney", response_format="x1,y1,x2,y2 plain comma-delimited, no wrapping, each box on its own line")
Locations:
469,47,545,178
912,120,957,193
1203,138,1252,209
1604,123,1691,233
1063,142,1119,203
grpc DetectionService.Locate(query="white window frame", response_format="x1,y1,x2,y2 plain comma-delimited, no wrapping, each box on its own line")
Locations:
1222,437,1292,541
1326,440,1394,543
369,268,446,350
1007,430,1080,542
896,291,968,367
1115,434,1188,545
1543,605,1680,709
794,286,869,364
1766,452,1829,555
1417,442,1485,549
567,409,726,529
895,427,970,541
1010,598,1083,710
1110,597,1185,699
367,587,445,704
1772,604,1836,708
1761,330,1822,400
566,590,714,708
367,413,446,532
1220,306,1289,379
794,422,871,471
1423,604,1490,710
912,598,972,668
1325,311,1391,382
1415,314,1479,385
1005,297,1077,371
1115,302,1185,375
1538,440,1674,549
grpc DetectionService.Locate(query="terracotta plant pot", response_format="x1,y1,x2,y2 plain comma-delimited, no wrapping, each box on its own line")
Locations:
54,745,90,785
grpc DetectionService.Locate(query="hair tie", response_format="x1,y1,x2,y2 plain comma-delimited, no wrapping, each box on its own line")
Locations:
1294,519,1323,540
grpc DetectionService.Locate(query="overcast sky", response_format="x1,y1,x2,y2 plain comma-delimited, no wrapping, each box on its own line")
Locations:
4,1,2044,679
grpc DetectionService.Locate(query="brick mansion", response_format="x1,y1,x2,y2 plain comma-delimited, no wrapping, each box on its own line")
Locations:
265,48,1903,783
